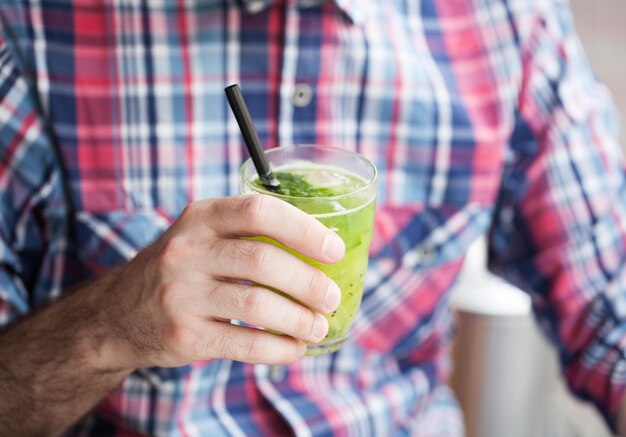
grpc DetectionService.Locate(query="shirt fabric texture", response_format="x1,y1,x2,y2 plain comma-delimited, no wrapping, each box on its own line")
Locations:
0,0,625,435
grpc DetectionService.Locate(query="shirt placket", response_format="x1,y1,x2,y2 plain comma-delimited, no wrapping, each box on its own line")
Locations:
253,3,315,436
254,363,313,437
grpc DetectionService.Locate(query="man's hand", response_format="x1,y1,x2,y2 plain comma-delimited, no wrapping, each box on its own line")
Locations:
99,194,345,370
0,194,344,436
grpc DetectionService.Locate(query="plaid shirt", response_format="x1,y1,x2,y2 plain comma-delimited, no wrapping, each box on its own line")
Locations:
1,0,625,435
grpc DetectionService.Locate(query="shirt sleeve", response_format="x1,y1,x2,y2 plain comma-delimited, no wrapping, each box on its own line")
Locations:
488,0,626,429
0,27,68,328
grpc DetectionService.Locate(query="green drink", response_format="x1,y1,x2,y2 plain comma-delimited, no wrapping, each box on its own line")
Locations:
241,145,377,356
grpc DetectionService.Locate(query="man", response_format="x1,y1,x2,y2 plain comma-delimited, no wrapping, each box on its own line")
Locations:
0,0,625,435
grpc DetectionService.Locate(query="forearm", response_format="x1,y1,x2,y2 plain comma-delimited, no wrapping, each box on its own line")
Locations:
0,271,131,436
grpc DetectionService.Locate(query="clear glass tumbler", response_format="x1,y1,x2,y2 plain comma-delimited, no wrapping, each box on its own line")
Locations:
240,145,377,356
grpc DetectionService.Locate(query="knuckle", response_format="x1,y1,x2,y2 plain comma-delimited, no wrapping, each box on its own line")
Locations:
208,197,233,224
181,201,202,221
164,324,191,351
295,219,316,246
158,237,188,269
249,244,270,270
239,332,263,362
158,282,180,311
240,195,266,226
293,306,315,337
243,287,266,317
306,269,327,303
232,240,269,271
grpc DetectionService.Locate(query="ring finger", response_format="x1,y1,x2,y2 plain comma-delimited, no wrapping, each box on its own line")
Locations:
206,280,329,344
207,238,341,314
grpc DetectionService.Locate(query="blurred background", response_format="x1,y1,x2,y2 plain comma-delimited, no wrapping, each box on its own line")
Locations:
450,1,626,436
572,0,626,146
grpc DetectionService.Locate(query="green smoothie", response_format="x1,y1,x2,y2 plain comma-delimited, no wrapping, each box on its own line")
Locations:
251,164,376,355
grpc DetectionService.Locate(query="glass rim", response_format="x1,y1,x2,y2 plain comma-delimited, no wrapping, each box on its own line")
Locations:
240,145,378,201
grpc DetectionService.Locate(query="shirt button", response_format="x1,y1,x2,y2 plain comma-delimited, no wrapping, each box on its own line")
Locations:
246,0,266,13
292,83,313,107
416,245,437,265
268,365,287,383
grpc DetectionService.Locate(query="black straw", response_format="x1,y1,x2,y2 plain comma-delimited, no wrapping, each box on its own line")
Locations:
225,84,280,191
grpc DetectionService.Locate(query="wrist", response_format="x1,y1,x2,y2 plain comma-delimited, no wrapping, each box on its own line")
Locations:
80,268,138,374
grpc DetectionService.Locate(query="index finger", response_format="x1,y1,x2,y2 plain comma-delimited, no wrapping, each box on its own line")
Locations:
204,195,345,263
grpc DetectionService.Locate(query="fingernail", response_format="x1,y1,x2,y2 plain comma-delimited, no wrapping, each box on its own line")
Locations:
322,281,341,313
322,233,345,261
311,314,329,343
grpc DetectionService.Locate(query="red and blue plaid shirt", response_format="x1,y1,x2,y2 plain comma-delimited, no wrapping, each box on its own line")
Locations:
1,0,625,435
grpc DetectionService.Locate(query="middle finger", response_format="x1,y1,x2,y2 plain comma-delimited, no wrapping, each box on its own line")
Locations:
208,238,341,314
